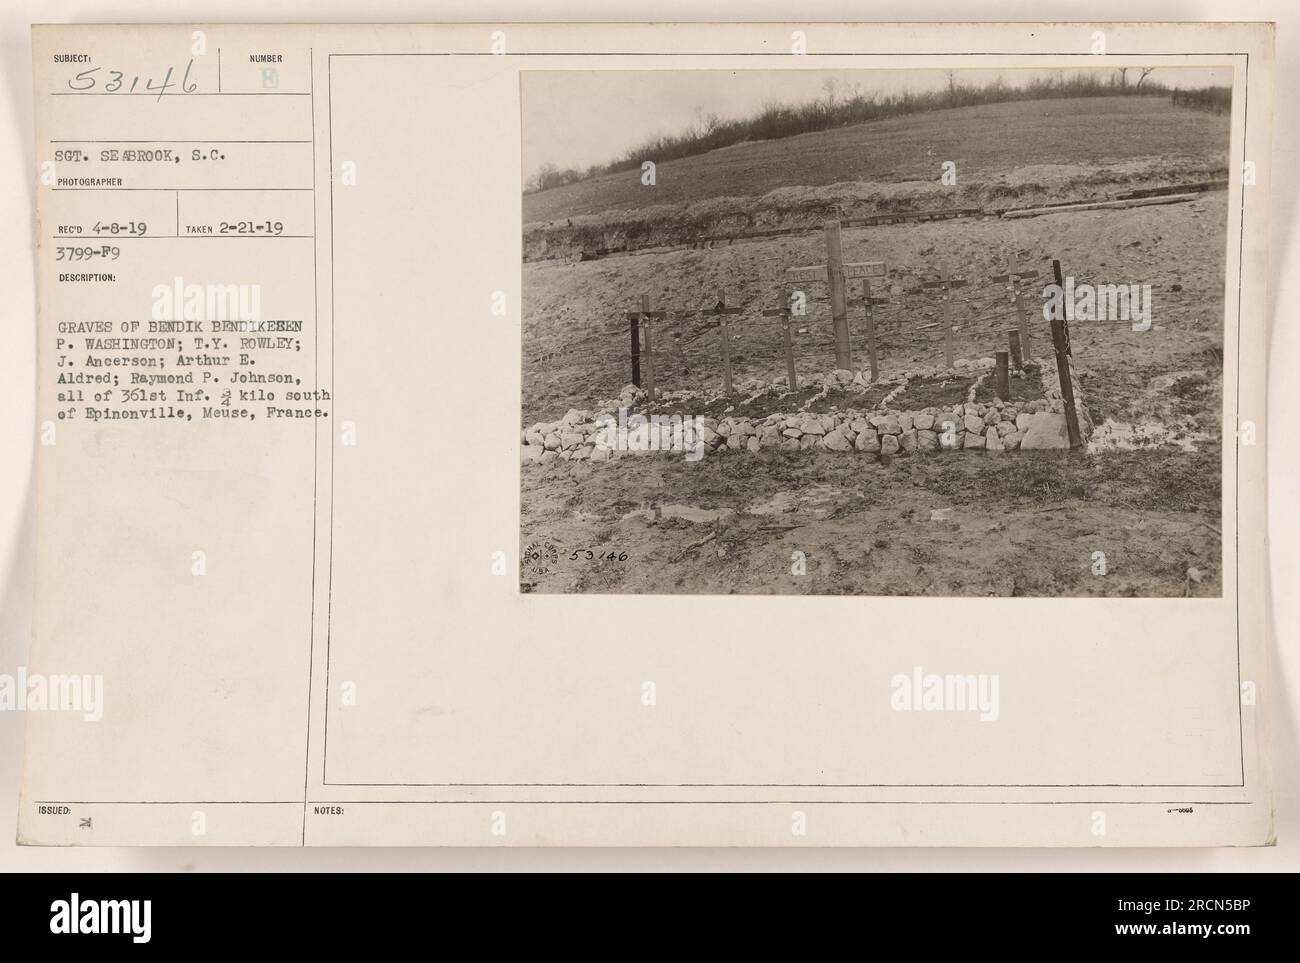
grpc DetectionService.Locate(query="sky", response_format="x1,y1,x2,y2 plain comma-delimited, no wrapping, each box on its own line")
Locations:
521,66,1233,180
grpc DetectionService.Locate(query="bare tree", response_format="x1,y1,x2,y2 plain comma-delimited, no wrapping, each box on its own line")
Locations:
526,162,558,193
821,77,838,109
1136,67,1157,88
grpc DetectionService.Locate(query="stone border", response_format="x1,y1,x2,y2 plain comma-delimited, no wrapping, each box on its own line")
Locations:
521,359,1092,464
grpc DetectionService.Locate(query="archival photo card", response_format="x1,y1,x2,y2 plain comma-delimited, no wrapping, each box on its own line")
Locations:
19,21,1273,848
520,66,1234,598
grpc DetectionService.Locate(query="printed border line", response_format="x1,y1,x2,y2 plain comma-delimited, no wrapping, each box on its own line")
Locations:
316,50,1249,797
320,781,1250,788
1234,52,1249,786
35,799,1253,807
301,46,320,846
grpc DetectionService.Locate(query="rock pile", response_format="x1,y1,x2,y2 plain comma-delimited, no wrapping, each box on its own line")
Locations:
520,359,1092,464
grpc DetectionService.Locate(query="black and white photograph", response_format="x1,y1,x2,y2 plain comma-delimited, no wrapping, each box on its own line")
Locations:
521,66,1233,597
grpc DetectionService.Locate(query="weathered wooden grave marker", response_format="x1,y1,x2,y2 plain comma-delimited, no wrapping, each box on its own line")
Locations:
785,219,886,371
922,264,967,369
702,290,744,395
625,294,666,401
624,308,642,386
762,289,800,391
989,253,1040,365
846,278,890,382
1006,329,1023,369
1049,259,1083,449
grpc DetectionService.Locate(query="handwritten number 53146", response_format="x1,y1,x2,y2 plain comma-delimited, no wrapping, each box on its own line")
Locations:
67,60,198,101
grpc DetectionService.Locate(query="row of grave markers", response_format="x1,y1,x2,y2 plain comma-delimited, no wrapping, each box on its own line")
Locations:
624,247,1042,392
626,276,1034,395
620,221,1082,447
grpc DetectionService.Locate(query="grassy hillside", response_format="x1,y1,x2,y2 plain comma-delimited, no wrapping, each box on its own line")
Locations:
523,96,1230,225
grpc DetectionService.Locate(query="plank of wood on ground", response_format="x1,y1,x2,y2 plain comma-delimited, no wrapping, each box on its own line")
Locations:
1001,193,1200,219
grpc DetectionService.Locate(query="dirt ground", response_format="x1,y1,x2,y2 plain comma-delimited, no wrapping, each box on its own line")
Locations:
520,192,1227,598
519,447,1221,597
523,193,1227,421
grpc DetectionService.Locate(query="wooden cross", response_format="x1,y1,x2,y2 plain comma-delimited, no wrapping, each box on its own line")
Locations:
846,279,890,383
784,220,886,371
761,289,800,391
988,253,1040,363
922,264,967,369
624,294,666,400
701,290,744,395
988,253,1040,286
